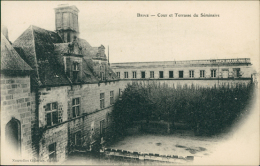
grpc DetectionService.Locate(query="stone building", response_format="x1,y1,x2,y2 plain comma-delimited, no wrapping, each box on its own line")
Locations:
1,30,35,160
111,59,253,90
2,4,119,163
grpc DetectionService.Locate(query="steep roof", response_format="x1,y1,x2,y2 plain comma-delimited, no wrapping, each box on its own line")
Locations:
76,38,98,59
13,25,70,86
1,34,32,71
84,59,118,82
106,65,118,81
82,59,99,83
12,25,118,86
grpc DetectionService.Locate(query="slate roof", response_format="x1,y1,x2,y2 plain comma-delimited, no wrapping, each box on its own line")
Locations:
1,34,32,71
13,25,70,86
106,65,118,81
82,59,99,83
78,38,97,58
84,59,118,82
12,25,118,86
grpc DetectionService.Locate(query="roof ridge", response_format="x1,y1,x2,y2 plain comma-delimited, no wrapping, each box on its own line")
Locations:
31,25,57,35
30,25,41,83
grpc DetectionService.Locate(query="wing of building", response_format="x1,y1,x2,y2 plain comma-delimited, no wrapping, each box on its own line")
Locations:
111,59,253,89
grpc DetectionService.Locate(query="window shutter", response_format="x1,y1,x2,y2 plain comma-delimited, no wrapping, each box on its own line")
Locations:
68,100,72,119
58,102,63,123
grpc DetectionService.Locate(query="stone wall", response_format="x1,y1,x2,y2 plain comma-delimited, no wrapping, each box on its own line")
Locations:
68,107,113,150
1,74,35,159
38,86,68,128
36,86,69,163
39,124,68,163
36,81,120,162
68,81,120,151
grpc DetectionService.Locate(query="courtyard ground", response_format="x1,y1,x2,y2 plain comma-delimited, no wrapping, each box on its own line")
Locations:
107,130,223,159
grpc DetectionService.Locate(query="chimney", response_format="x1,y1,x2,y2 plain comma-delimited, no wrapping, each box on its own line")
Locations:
1,25,9,41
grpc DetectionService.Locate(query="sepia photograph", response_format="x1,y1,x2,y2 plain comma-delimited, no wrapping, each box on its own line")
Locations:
1,1,259,165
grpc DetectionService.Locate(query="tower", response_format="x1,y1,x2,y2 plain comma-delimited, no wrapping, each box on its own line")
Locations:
54,4,79,43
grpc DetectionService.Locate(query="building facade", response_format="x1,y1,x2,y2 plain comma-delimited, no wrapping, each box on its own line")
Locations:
2,4,120,164
111,59,253,90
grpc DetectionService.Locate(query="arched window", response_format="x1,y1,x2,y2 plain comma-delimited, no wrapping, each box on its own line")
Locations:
5,118,21,155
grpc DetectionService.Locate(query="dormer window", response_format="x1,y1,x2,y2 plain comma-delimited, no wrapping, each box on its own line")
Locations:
73,62,79,82
100,72,105,81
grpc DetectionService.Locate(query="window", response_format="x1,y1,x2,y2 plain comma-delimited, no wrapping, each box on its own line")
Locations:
100,120,105,140
67,32,71,42
100,93,105,109
179,71,183,78
211,69,216,78
72,98,80,118
72,132,81,146
169,71,174,78
100,72,105,81
73,62,79,82
45,102,58,126
110,91,114,105
132,71,136,78
222,69,229,78
48,143,56,162
124,72,128,78
200,70,205,78
233,68,240,77
116,72,120,78
119,88,122,98
141,71,145,78
150,71,154,78
159,71,164,78
189,70,194,78
106,113,110,125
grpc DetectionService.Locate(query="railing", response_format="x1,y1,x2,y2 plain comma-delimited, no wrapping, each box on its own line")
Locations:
111,58,251,67
174,58,250,65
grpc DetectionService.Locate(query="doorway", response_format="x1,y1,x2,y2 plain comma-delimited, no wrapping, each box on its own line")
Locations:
5,118,21,154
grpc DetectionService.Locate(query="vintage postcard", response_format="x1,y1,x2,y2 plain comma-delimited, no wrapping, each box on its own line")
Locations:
1,1,259,165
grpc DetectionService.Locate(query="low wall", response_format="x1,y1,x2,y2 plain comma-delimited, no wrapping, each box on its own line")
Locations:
100,148,194,164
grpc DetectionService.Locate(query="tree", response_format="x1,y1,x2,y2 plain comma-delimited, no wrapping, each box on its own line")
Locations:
112,82,255,136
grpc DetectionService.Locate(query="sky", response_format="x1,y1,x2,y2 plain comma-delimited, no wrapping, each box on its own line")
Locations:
1,1,259,69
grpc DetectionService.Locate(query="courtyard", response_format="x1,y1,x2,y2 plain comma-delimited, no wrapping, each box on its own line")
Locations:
107,130,222,158
65,129,227,165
